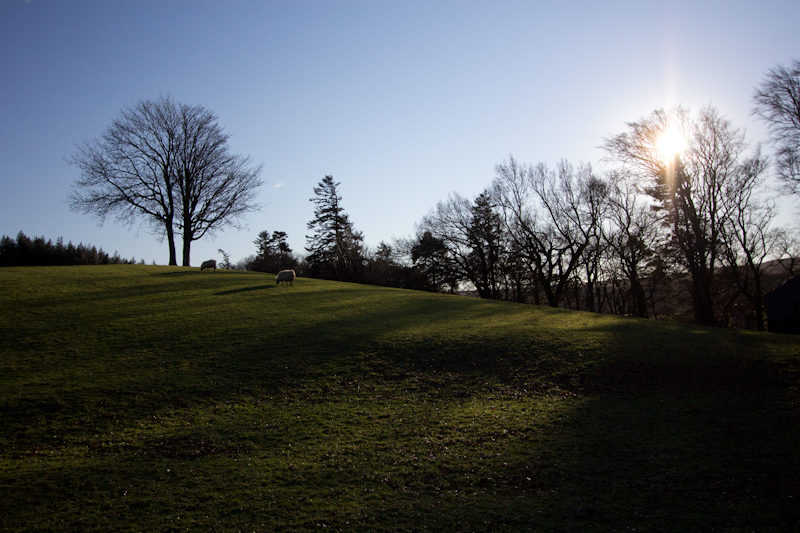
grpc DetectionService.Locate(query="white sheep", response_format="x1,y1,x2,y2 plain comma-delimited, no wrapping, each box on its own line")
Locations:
200,259,217,272
276,269,296,286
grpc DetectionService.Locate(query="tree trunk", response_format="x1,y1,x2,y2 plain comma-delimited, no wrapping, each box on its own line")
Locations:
691,272,717,326
632,282,648,318
753,276,765,332
543,278,559,308
182,228,193,267
166,225,178,266
629,273,648,318
182,242,191,267
585,279,596,312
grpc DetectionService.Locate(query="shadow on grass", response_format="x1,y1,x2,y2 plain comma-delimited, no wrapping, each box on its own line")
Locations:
215,284,274,296
490,392,800,531
150,270,201,277
3,273,799,531
242,304,800,529
151,269,263,278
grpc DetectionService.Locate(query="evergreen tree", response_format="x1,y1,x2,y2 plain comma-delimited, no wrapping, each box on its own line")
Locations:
0,231,136,266
411,231,456,293
250,230,296,273
466,192,506,300
305,176,364,281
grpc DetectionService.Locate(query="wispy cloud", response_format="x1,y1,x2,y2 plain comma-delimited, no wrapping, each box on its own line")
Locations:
274,181,286,189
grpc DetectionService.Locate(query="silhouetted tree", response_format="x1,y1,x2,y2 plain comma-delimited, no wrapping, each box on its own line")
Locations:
416,190,511,298
602,105,767,327
718,151,778,330
68,94,263,266
217,249,233,270
602,170,663,318
249,230,297,273
360,241,422,289
0,232,136,267
752,59,800,197
493,157,607,308
305,176,364,281
410,230,455,292
416,194,471,293
774,230,800,277
466,192,507,299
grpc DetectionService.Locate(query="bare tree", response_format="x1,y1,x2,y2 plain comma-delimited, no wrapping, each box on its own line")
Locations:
68,96,182,264
752,59,800,196
493,156,607,308
173,102,263,266
417,190,509,299
602,105,764,327
68,95,263,266
772,229,800,278
417,193,477,295
602,170,663,318
718,149,777,330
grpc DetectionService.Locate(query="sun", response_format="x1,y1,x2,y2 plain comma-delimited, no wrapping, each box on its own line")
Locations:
655,124,688,164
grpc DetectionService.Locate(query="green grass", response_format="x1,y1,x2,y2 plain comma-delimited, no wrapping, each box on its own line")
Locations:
1,265,798,532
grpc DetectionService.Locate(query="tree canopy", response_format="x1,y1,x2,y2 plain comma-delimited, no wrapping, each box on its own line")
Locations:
67,95,263,266
752,58,800,197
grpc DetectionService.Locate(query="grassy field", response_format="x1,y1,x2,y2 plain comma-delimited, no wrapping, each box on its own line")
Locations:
1,265,799,532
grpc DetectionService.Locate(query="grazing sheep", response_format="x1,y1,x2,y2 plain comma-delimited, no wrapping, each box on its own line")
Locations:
276,269,296,286
200,259,217,272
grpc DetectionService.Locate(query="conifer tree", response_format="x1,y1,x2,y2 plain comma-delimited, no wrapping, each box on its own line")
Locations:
305,176,364,281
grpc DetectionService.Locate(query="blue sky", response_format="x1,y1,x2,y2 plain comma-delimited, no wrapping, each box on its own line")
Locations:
1,0,798,265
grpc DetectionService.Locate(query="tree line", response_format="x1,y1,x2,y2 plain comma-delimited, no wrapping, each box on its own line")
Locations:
63,60,800,330
0,232,142,267
243,60,800,332
238,176,433,291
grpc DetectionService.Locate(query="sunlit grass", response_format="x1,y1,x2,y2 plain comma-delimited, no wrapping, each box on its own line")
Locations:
1,265,798,531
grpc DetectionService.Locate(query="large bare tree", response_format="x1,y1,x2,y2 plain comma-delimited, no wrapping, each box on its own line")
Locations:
492,156,607,308
603,105,768,327
416,190,509,299
602,169,663,318
752,59,800,196
68,95,263,266
718,150,777,330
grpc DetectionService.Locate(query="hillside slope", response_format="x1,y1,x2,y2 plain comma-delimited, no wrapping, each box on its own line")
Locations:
1,265,799,531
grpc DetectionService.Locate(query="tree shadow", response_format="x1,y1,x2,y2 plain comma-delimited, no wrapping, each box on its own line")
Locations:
150,271,199,277
215,285,274,296
5,280,799,531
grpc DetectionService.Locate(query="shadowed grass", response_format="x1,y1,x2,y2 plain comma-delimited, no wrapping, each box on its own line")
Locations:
1,265,798,531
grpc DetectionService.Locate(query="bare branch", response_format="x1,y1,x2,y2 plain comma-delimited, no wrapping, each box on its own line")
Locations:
67,95,263,266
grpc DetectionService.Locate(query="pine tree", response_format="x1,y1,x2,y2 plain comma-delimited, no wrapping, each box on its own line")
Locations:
305,176,364,281
251,230,295,273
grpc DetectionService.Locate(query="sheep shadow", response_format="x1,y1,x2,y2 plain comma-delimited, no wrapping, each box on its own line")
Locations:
215,285,274,296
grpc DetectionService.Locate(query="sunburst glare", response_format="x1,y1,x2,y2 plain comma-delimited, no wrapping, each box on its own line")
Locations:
655,125,688,164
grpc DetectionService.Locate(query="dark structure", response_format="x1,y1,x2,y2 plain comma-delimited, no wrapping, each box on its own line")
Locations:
765,275,800,334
